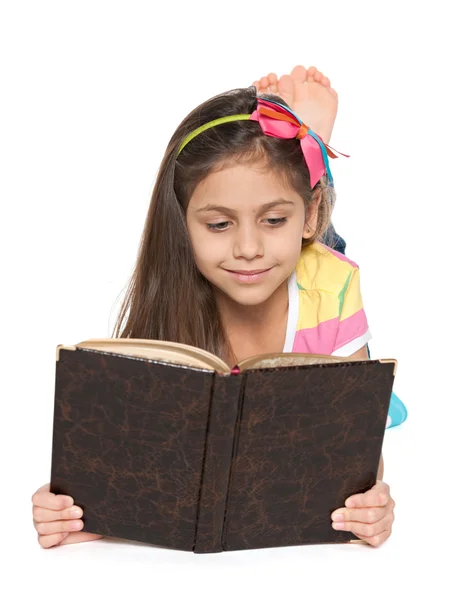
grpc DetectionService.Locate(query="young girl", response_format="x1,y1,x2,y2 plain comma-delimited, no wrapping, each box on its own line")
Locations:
32,65,396,550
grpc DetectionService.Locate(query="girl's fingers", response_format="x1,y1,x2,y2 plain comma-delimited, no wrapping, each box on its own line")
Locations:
32,485,74,511
34,518,84,536
37,532,70,549
332,500,394,525
354,528,391,548
33,504,83,523
332,514,394,539
345,481,390,508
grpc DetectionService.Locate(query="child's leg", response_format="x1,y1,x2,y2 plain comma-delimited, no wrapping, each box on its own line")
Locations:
252,65,338,145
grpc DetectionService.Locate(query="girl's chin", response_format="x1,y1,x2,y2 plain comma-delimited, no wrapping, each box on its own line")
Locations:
215,287,277,308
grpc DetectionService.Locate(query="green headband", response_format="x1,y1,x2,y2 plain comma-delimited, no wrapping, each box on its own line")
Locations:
177,114,251,155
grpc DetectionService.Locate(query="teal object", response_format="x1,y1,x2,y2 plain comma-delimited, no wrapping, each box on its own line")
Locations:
387,391,408,428
367,344,407,428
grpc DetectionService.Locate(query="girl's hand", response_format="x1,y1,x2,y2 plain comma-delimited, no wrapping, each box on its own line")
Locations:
331,480,395,547
32,483,103,548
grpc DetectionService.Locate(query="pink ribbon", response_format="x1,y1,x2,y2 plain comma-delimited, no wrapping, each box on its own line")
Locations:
249,99,328,188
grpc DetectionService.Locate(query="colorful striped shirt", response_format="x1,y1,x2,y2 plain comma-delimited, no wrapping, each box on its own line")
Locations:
283,241,371,356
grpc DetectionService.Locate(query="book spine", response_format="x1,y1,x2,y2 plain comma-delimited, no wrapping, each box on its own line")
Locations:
193,373,243,553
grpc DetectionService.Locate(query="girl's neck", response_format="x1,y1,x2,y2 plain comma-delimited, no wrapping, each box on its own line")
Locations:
216,280,289,365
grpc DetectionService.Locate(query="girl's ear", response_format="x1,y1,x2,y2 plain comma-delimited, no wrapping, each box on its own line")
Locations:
302,190,322,239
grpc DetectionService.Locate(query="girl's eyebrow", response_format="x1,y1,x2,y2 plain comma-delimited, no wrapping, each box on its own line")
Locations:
195,198,294,215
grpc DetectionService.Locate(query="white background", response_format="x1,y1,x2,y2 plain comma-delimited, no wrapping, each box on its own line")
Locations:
1,0,448,598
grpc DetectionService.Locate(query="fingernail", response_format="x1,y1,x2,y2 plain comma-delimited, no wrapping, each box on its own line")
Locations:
70,521,83,530
332,513,344,522
346,500,355,508
332,522,345,530
69,508,82,518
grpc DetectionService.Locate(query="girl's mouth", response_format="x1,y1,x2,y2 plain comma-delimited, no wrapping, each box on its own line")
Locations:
225,267,273,283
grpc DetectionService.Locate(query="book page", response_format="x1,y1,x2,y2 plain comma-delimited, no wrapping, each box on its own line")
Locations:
58,338,231,373
238,352,350,371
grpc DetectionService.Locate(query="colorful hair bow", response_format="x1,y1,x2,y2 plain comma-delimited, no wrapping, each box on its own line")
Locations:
177,97,348,188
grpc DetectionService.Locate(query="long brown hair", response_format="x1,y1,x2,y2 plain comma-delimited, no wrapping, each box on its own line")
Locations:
112,87,334,359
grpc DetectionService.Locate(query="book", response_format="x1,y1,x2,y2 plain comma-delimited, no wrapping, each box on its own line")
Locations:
50,338,396,553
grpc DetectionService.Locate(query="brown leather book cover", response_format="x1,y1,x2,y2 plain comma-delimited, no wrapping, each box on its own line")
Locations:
50,347,394,552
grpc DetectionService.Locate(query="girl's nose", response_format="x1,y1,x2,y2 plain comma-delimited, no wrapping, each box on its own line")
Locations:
233,225,264,260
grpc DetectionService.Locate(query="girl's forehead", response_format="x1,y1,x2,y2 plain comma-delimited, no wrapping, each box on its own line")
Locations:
189,162,303,209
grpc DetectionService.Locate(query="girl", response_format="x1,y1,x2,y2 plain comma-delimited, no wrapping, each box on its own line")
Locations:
32,66,396,550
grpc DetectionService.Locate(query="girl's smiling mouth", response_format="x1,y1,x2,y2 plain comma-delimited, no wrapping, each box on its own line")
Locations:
224,267,273,282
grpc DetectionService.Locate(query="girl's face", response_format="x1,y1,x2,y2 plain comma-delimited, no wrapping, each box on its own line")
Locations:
186,162,318,307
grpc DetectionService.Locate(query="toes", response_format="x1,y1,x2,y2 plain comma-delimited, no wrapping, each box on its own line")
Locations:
259,76,269,93
308,66,332,88
314,70,323,83
307,66,318,81
290,66,307,110
278,74,294,107
267,72,278,93
291,65,307,84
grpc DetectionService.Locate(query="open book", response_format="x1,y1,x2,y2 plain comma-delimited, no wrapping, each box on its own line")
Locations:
50,338,396,553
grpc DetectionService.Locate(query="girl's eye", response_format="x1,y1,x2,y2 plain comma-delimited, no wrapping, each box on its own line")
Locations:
265,217,287,226
207,221,231,231
206,217,287,231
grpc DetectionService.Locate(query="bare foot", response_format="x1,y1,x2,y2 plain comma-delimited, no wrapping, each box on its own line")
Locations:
252,65,338,144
